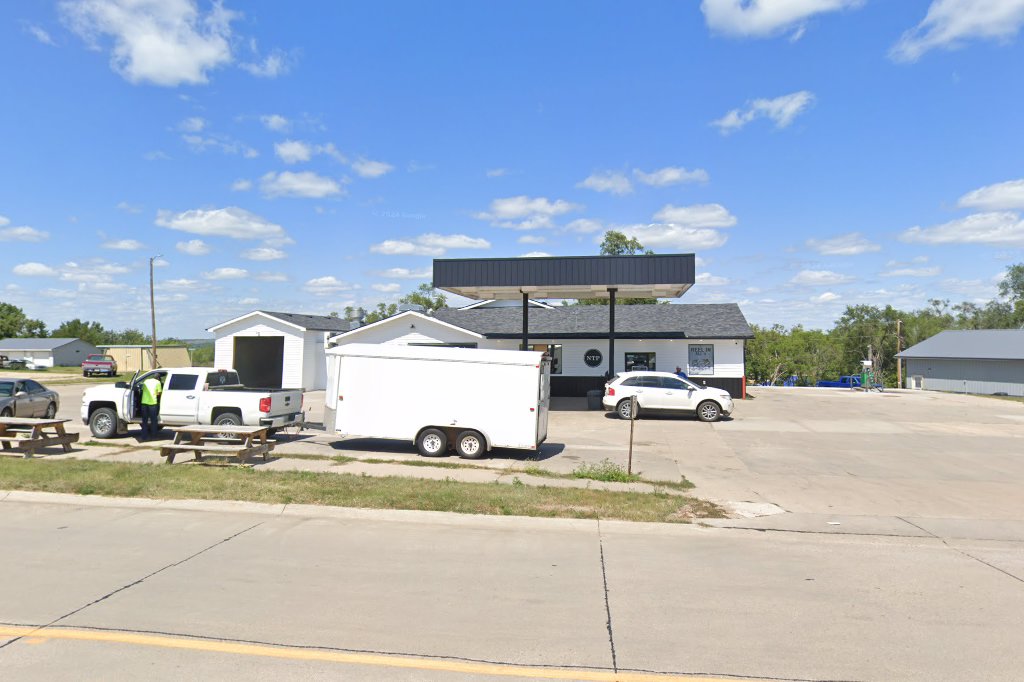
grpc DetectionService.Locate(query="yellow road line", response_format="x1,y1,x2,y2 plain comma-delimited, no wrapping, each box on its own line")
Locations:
0,625,753,681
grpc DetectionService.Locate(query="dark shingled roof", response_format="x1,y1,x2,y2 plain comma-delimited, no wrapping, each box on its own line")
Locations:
898,329,1024,361
259,311,358,333
433,304,753,339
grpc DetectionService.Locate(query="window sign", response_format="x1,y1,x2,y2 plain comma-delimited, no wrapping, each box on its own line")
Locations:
687,344,714,375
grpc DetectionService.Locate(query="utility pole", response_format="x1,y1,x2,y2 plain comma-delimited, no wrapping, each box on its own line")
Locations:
896,319,902,389
150,255,162,369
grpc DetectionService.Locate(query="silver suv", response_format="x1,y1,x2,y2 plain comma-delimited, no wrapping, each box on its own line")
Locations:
602,371,733,422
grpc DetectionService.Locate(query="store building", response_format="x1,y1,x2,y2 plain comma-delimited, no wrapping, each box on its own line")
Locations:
898,329,1024,396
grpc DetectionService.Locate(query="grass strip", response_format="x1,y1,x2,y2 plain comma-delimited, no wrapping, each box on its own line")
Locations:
0,458,722,522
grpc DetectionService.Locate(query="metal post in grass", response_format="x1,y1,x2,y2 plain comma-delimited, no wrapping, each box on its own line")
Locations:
627,395,638,475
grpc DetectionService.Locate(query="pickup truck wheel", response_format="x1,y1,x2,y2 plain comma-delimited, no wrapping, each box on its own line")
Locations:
214,413,242,426
416,428,447,457
696,400,721,423
89,407,118,438
455,430,485,460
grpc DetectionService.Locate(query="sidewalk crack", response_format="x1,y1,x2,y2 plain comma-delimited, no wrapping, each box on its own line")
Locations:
596,519,618,673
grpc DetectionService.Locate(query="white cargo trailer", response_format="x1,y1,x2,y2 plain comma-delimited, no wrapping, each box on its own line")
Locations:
324,343,550,458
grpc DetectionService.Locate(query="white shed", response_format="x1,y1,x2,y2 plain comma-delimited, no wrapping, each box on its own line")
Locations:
208,311,356,390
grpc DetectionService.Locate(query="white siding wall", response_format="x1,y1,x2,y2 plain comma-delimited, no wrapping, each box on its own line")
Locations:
486,338,744,377
906,358,1024,397
302,331,329,390
213,317,305,389
335,319,482,347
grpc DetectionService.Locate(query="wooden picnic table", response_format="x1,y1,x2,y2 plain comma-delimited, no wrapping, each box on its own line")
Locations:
0,417,80,458
160,425,275,465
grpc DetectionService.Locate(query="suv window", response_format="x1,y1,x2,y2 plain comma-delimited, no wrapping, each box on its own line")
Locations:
619,377,641,387
167,374,199,391
659,377,688,390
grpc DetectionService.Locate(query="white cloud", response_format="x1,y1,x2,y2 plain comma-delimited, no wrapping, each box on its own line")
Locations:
13,262,58,277
618,224,729,250
203,267,248,280
486,168,507,178
275,139,311,164
157,207,286,241
790,269,855,285
518,234,547,244
231,179,252,192
890,0,1024,62
370,233,490,257
521,251,552,258
182,133,257,158
115,201,143,213
577,171,632,196
475,195,583,230
813,291,840,302
162,278,200,290
881,266,941,278
958,178,1024,211
102,239,144,250
701,0,864,38
260,114,290,131
60,261,130,283
255,272,288,282
372,283,401,293
633,166,709,186
240,49,290,78
376,267,432,279
0,226,50,242
26,24,57,45
806,232,881,256
900,211,1024,246
304,276,355,296
144,150,170,161
178,116,205,133
696,272,730,286
0,216,7,227
176,239,210,256
712,90,815,134
564,218,604,234
352,157,394,178
241,247,286,261
59,0,236,86
260,171,344,199
654,203,738,228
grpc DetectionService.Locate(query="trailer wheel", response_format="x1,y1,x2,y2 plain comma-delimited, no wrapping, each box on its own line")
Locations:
455,430,485,460
416,428,448,457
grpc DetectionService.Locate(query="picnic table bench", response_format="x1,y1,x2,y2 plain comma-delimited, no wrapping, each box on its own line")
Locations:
0,417,80,458
160,425,275,465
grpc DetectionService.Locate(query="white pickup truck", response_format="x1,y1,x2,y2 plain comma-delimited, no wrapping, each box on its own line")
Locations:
81,367,304,438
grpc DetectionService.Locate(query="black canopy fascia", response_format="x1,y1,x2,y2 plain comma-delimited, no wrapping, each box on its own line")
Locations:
433,254,696,377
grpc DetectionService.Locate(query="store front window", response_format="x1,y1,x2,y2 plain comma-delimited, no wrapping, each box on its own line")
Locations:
624,352,655,372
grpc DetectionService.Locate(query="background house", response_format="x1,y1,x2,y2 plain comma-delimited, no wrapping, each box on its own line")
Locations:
0,338,98,368
898,329,1024,396
208,311,357,390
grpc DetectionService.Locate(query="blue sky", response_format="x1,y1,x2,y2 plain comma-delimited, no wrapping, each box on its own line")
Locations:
2,0,1023,338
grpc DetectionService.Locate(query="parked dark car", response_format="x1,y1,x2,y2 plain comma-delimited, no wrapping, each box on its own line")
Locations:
0,378,60,418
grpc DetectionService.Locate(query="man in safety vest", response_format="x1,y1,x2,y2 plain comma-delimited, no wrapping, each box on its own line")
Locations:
139,374,163,440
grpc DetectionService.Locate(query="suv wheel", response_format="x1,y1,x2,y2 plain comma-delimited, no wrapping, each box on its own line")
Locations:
696,400,721,423
616,399,636,420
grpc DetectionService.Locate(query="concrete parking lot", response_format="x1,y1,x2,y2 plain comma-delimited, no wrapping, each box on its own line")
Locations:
47,382,1024,526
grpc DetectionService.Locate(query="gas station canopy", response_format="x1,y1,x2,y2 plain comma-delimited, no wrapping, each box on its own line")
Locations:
433,254,695,300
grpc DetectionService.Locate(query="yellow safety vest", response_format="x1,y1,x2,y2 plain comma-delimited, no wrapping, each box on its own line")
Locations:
141,377,162,405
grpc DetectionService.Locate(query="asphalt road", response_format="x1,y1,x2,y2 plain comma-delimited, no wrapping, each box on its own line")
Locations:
1,494,1022,681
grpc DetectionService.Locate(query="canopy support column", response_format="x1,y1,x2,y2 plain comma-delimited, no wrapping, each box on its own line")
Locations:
608,288,617,378
521,291,529,351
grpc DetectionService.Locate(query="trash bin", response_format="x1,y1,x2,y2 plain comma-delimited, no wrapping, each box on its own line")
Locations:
586,389,603,411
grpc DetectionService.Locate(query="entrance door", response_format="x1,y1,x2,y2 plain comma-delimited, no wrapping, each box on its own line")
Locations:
233,336,284,388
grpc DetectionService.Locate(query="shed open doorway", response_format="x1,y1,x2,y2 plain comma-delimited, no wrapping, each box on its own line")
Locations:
233,336,284,388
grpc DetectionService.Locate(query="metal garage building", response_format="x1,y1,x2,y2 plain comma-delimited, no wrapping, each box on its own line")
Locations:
898,329,1024,396
0,337,98,367
208,311,356,390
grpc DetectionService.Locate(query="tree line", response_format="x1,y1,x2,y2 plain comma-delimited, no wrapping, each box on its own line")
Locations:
746,263,1024,387
0,302,183,347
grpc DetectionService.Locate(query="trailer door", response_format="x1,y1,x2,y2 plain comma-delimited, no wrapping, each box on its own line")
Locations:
536,358,550,445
